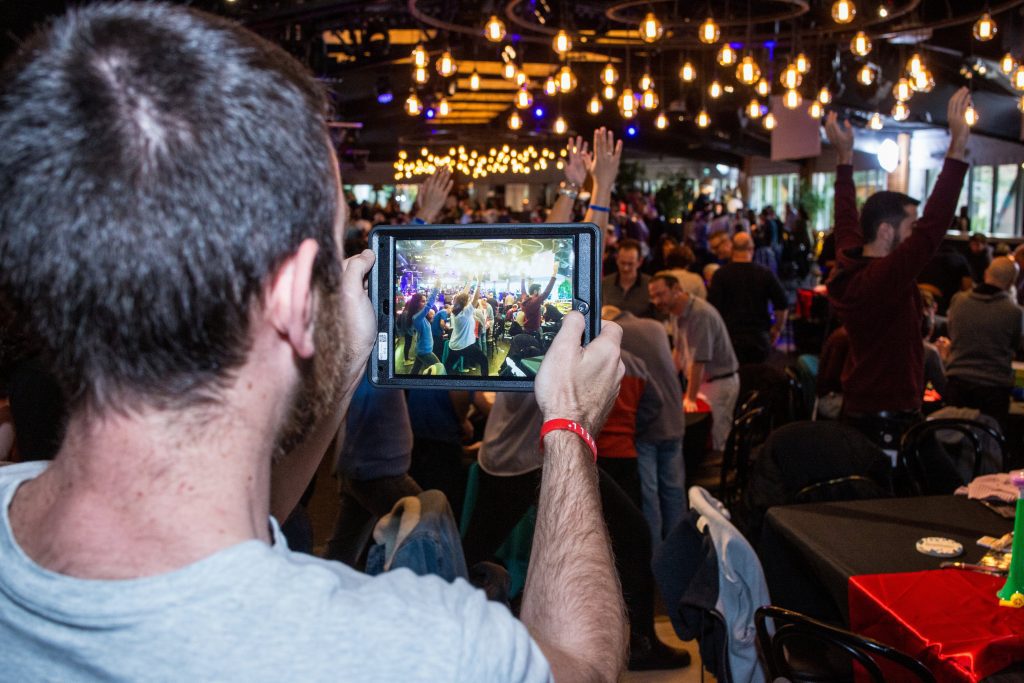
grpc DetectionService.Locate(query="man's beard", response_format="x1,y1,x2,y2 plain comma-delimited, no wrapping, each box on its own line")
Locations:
272,284,346,462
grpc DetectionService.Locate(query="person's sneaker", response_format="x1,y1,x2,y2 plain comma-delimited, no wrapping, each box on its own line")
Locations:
627,634,692,671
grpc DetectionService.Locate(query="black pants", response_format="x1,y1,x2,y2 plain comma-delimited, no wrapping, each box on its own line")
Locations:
842,411,922,452
946,377,1011,431
730,330,771,365
597,456,643,513
409,438,468,522
326,473,423,568
411,351,440,375
462,466,659,642
445,343,490,376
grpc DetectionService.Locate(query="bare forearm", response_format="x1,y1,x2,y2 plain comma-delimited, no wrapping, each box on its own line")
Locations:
687,362,705,402
585,182,613,231
546,194,574,223
521,431,627,682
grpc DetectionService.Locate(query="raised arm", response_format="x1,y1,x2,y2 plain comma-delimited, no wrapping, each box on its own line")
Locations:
525,312,628,682
585,127,623,234
539,258,559,300
412,167,454,224
824,112,860,256
547,136,590,224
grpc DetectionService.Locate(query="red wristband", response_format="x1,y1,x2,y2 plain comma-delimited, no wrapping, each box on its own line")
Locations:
540,419,598,462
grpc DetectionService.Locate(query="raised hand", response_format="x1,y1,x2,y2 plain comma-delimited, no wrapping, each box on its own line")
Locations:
588,127,623,193
824,112,854,165
946,87,971,161
415,166,454,224
563,135,590,189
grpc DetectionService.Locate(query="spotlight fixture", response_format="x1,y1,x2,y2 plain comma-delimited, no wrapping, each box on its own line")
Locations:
892,101,910,121
655,111,669,129
556,65,577,92
736,56,761,85
717,44,738,67
973,12,996,41
783,88,802,109
679,61,697,82
868,112,883,130
484,15,506,42
851,31,872,57
587,94,603,115
708,80,723,99
601,63,620,85
412,44,428,69
376,76,393,104
763,112,777,130
818,86,832,105
746,98,763,118
639,12,664,43
696,109,711,128
404,90,423,116
619,88,638,118
553,30,573,55
698,17,720,44
508,110,523,130
857,64,877,86
554,116,568,134
641,88,659,110
832,0,856,24
436,50,457,77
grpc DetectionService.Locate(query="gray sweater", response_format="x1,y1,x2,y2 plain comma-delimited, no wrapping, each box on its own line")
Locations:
946,285,1024,387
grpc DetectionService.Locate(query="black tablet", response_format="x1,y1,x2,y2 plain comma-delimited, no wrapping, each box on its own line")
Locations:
368,222,601,390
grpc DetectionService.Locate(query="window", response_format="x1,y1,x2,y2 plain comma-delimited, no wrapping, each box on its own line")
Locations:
994,164,1019,236
970,166,994,235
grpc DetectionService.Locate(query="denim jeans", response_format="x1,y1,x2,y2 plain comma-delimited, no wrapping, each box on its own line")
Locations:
366,489,469,582
635,438,686,544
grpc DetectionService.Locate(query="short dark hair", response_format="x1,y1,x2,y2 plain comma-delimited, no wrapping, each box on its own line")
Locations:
616,238,642,257
860,191,919,243
0,3,341,412
650,274,680,289
528,284,541,296
665,246,696,269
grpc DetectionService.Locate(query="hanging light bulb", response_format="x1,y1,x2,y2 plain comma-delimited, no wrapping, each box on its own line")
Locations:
515,69,528,87
602,83,617,100
756,78,770,97
851,31,872,57
601,63,620,85
973,12,996,41
818,86,832,105
708,79,723,99
696,109,711,128
780,64,803,89
640,12,664,43
878,4,889,17
1001,53,1017,75
557,65,577,92
679,61,697,82
514,87,533,109
656,111,669,129
736,56,761,85
404,91,422,116
698,17,720,44
763,112,777,130
746,98,763,118
641,88,659,110
794,52,811,74
857,64,877,85
910,68,935,93
619,88,638,118
889,78,911,103
484,15,506,42
965,103,980,126
436,50,457,77
906,53,924,77
587,94,603,115
808,100,824,118
639,72,654,91
869,112,883,130
892,100,910,121
412,44,428,69
1017,95,1024,112
469,69,481,91
783,88,802,109
544,77,558,96
717,43,738,67
554,116,568,134
1014,64,1024,90
437,96,450,117
413,66,429,84
502,61,517,80
508,110,523,130
832,0,856,24
553,30,573,55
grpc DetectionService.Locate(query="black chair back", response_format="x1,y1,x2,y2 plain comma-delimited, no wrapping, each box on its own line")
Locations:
718,393,772,508
897,418,1006,496
755,605,936,683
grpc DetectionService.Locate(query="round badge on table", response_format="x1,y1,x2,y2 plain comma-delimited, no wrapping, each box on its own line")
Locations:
915,537,964,558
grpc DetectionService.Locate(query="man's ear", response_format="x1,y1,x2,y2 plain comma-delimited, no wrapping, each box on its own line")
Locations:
266,238,320,359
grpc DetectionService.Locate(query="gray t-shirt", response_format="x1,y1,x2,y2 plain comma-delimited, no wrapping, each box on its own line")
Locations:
0,461,551,682
478,392,544,476
673,296,739,382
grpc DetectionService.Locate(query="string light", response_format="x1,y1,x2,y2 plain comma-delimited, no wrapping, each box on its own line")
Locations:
783,88,802,109
508,111,523,130
469,69,481,91
413,66,429,84
556,65,577,92
404,91,422,116
763,112,777,130
869,112,883,130
656,111,669,129
756,78,770,97
973,12,996,41
587,94,603,115
641,88,659,110
544,77,558,96
857,64,877,85
832,0,856,24
484,15,506,42
818,86,832,105
436,50,457,77
502,61,517,80
794,52,811,74
808,100,823,118
639,72,654,91
618,88,638,118
412,44,428,69
601,63,619,85
708,79,723,99
679,61,697,82
696,109,711,128
514,87,533,109
554,116,568,134
602,83,617,100
1014,64,1024,90
965,103,980,126
780,64,803,89
892,101,910,121
746,98,763,118
553,30,573,55
698,17,720,44
851,31,872,57
736,56,761,85
639,12,664,43
1001,53,1017,75
717,44,738,67
437,96,450,117
893,77,913,102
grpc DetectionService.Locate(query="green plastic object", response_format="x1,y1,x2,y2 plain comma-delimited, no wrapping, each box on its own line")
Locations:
997,470,1024,608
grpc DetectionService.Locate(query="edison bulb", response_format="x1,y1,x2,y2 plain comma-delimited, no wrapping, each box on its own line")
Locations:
893,78,913,102
618,88,637,118
851,31,872,57
601,62,619,85
818,86,832,105
469,69,481,91
717,44,737,67
746,98,763,119
1014,64,1024,90
708,80,723,99
698,17,720,44
965,104,979,126
878,4,889,17
437,97,450,117
857,64,876,85
763,112,777,130
756,78,770,97
832,0,855,24
1001,53,1017,75
679,61,697,82
502,61,517,80
892,101,910,121
484,15,506,42
553,30,572,55
602,84,617,101
1017,95,1024,113
544,77,558,96
973,12,996,41
404,91,422,116
780,64,802,90
413,66,429,84
554,116,568,135
736,56,761,85
514,88,533,109
508,111,522,130
656,111,668,129
783,89,802,109
640,12,664,43
436,50,457,77
808,101,824,118
587,94,603,115
906,53,924,77
794,52,811,74
412,44,428,68
696,109,711,128
515,70,528,87
641,89,659,110
868,112,883,130
556,65,577,93
639,72,654,91
910,69,935,93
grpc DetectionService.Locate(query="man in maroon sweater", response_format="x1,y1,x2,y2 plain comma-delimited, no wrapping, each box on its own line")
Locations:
825,88,971,449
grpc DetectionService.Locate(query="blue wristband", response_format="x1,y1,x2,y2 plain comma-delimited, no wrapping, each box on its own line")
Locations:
589,204,610,213
412,217,427,225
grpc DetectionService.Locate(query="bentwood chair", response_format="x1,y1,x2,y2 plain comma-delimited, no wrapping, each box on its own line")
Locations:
755,606,936,683
897,418,1006,496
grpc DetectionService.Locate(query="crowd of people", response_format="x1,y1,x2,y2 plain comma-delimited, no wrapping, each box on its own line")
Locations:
1,3,1021,682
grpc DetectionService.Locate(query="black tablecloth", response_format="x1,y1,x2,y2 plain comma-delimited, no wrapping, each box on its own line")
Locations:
759,496,1014,624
